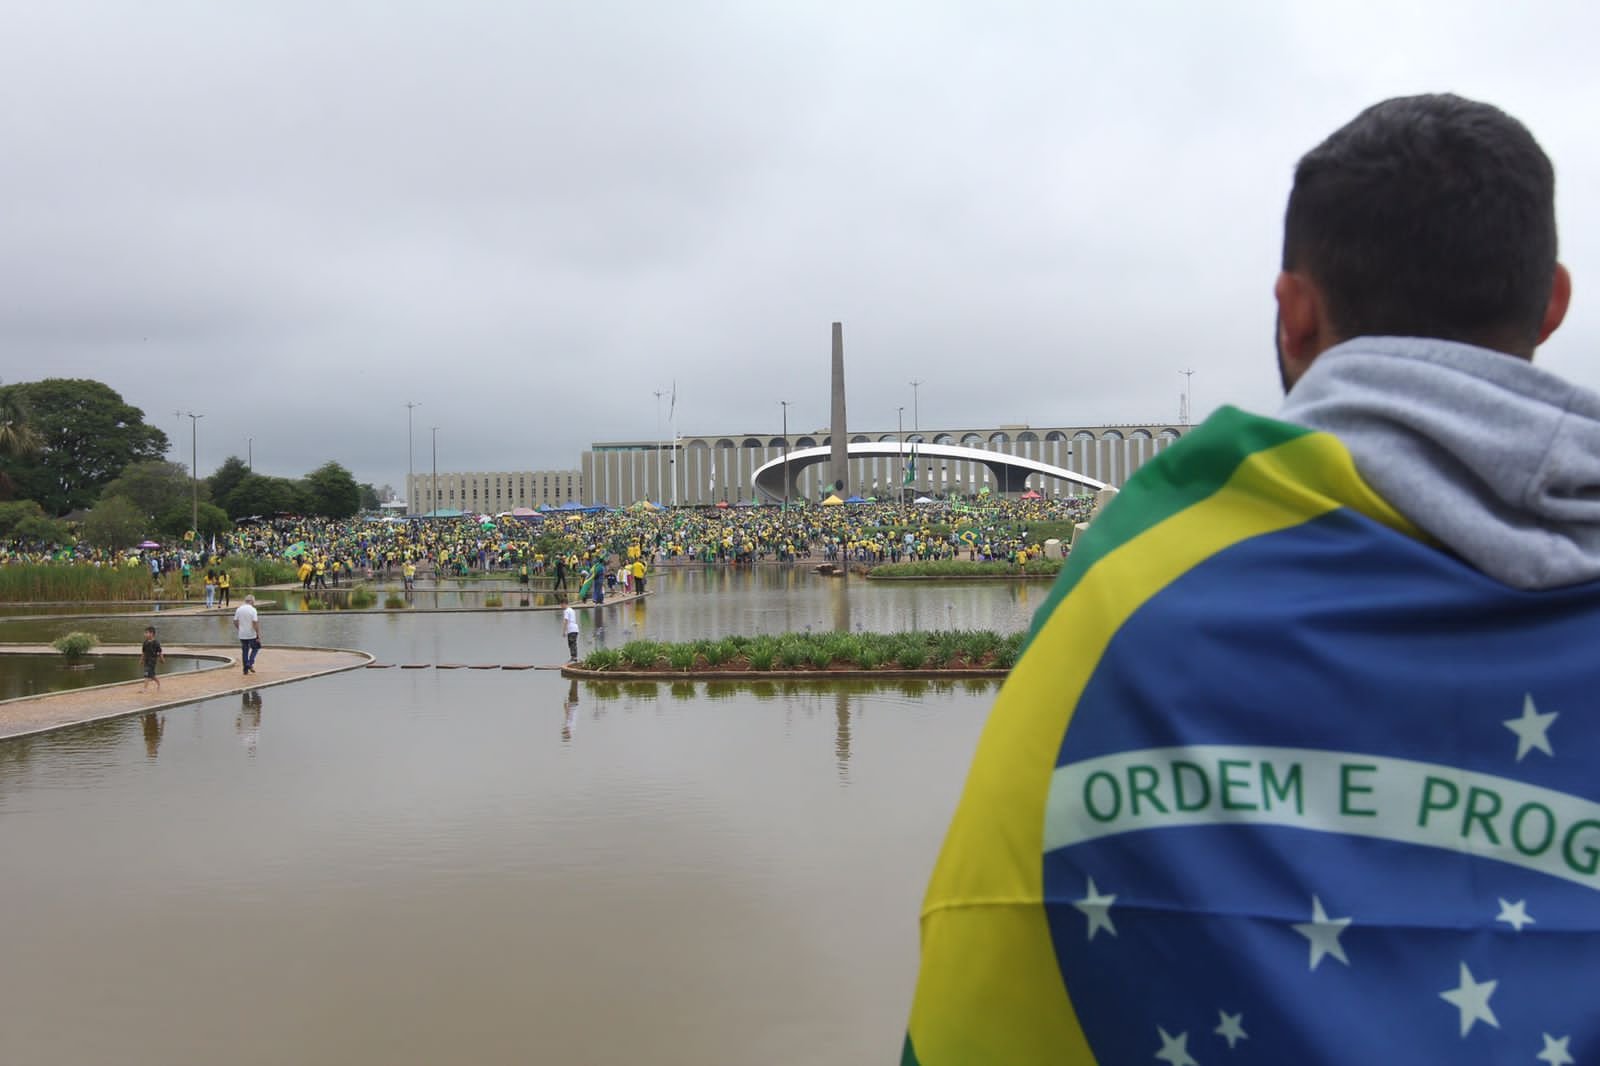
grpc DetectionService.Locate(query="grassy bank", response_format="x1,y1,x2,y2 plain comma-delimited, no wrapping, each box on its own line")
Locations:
867,558,1062,578
579,629,1024,673
0,556,303,603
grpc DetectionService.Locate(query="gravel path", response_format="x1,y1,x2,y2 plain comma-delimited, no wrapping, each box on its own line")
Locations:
0,644,372,741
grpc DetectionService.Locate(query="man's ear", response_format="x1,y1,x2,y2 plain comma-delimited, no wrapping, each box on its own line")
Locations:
1537,263,1571,347
1275,271,1330,388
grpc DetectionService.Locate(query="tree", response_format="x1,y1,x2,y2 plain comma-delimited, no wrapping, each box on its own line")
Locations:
12,512,69,546
208,456,251,507
0,379,169,515
358,482,381,511
0,388,41,500
159,501,230,540
100,461,198,524
224,474,305,519
82,495,148,550
0,388,40,460
304,461,360,519
0,497,70,547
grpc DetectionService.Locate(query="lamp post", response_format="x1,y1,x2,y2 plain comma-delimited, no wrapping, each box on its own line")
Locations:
405,401,421,513
1181,369,1195,426
653,388,667,504
247,436,253,473
779,400,791,511
897,406,905,503
909,379,923,432
184,412,204,537
431,426,439,518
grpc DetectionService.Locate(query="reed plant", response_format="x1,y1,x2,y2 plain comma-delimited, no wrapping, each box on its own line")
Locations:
51,631,100,658
0,564,155,603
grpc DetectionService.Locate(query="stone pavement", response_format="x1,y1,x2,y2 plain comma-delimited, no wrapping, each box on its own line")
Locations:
0,644,372,742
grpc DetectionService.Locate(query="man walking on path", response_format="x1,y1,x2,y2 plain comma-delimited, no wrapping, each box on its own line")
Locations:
233,594,262,675
562,598,580,663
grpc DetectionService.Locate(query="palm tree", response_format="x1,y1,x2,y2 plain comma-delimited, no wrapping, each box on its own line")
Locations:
0,387,40,459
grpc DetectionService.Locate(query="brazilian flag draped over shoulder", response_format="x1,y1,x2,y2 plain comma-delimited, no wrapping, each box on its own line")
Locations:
905,407,1600,1064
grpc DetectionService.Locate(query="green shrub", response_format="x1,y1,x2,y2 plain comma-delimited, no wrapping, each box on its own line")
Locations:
619,640,662,669
778,639,808,669
349,588,377,609
701,639,733,666
52,631,99,658
808,645,833,669
383,595,406,609
896,642,928,669
856,646,882,670
993,634,1025,670
667,644,697,671
305,598,328,611
483,595,503,607
583,649,622,671
746,641,777,671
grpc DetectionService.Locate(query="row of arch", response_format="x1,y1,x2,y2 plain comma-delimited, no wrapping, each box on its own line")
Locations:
682,428,1183,450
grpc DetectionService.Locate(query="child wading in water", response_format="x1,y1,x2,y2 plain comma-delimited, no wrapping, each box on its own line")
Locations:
141,626,165,693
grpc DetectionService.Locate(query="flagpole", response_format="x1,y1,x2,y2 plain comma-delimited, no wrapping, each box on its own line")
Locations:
669,381,678,509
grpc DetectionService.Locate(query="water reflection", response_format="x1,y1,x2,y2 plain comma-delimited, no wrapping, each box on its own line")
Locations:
562,679,578,742
237,691,262,756
0,668,1002,1065
835,689,852,782
140,712,164,760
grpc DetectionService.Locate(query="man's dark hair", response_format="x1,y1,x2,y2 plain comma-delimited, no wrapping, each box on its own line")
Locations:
1284,94,1557,354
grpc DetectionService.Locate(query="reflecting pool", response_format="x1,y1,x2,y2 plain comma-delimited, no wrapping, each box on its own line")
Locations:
0,568,1032,1064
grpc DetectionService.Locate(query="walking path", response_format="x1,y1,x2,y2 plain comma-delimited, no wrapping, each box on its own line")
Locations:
0,644,372,742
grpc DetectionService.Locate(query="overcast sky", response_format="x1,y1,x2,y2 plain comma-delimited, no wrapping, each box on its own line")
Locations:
6,1,1600,496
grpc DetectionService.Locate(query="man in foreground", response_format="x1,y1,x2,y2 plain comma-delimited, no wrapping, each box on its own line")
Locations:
905,95,1594,1063
233,593,262,676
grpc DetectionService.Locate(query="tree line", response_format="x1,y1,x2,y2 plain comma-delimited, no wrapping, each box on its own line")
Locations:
0,378,386,549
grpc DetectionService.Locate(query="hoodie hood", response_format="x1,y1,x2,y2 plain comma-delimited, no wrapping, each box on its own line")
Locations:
1278,336,1600,590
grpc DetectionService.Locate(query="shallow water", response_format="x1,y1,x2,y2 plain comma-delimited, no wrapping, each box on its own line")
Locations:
0,568,1035,1063
0,667,993,1065
0,652,215,700
0,567,1045,664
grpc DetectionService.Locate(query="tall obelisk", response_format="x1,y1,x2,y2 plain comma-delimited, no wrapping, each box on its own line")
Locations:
829,322,848,498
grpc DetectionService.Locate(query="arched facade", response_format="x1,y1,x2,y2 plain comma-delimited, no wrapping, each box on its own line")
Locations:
575,422,1184,506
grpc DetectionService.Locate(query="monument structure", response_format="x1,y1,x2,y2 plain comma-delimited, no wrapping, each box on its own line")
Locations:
829,321,848,497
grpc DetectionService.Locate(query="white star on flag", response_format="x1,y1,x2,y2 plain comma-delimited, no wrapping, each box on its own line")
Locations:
1214,1010,1247,1049
1503,693,1558,762
1440,962,1499,1037
1072,876,1118,941
1537,1033,1575,1066
1292,894,1351,971
1494,898,1534,933
1155,1027,1199,1066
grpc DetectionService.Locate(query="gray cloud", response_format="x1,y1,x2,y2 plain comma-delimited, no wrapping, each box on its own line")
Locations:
4,1,1599,496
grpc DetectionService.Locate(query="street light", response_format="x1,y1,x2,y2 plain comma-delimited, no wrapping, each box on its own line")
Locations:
909,379,923,432
779,400,791,511
897,406,905,503
653,388,668,505
405,401,421,512
247,436,253,473
184,411,204,538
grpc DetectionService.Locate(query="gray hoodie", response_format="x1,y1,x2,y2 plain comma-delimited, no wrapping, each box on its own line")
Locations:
1278,336,1600,591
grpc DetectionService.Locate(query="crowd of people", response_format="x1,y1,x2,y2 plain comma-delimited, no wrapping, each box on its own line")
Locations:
0,495,1097,589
